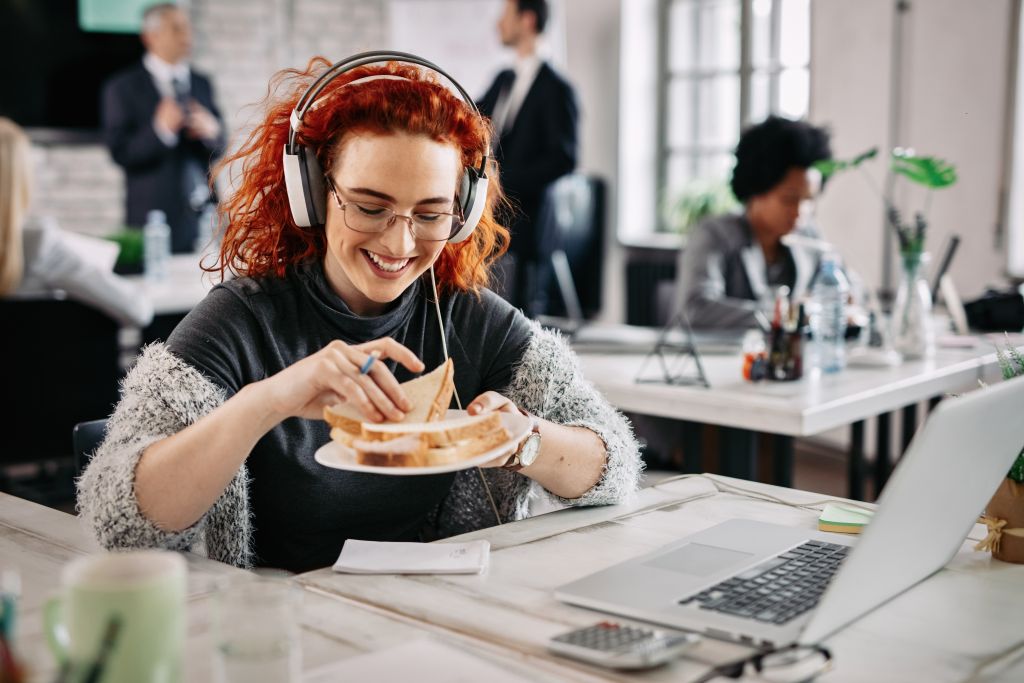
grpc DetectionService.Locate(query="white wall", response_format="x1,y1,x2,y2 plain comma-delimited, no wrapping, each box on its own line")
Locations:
812,0,1014,301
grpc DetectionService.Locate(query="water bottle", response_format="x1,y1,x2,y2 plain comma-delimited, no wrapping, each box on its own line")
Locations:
143,209,170,282
809,251,849,373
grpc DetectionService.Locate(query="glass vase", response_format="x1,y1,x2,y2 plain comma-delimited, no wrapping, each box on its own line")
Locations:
890,251,935,359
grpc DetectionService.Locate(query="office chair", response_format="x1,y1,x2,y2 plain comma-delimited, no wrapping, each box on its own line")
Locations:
542,174,606,324
73,419,109,477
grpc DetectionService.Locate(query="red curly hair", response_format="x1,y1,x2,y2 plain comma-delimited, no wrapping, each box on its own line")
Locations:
208,56,509,293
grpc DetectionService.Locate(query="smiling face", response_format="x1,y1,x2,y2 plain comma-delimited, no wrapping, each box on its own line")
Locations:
322,131,462,316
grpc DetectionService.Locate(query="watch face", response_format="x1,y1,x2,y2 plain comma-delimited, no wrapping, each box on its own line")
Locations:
519,433,542,467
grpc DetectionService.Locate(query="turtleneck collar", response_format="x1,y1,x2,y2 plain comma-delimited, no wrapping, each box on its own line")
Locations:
295,259,423,343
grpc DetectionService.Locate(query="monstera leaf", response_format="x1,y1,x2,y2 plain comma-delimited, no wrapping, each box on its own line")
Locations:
890,150,957,188
813,147,878,180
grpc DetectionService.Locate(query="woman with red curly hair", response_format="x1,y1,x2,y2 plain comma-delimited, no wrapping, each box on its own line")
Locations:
78,55,641,572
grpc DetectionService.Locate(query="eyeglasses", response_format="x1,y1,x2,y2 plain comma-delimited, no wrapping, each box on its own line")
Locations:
326,180,463,242
697,644,833,683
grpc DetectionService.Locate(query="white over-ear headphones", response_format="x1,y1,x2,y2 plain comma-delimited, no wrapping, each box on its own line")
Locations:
282,50,490,244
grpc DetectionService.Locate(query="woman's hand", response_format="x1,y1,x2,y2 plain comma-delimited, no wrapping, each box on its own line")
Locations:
467,391,525,468
257,338,425,423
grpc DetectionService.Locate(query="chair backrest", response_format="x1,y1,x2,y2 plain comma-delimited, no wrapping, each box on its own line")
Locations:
73,418,109,476
543,174,605,318
0,298,123,465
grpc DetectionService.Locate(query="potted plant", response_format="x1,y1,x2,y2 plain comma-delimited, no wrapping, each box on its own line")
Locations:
977,344,1024,563
664,177,740,237
815,148,958,358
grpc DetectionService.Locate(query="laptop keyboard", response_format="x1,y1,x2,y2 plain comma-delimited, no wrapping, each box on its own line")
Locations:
679,540,849,625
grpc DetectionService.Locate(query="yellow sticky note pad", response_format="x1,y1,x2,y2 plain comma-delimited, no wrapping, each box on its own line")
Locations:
818,503,874,534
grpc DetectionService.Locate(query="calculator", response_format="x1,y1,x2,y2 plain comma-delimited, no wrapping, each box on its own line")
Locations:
548,621,701,669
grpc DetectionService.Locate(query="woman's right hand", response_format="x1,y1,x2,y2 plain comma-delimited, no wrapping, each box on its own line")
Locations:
256,338,425,423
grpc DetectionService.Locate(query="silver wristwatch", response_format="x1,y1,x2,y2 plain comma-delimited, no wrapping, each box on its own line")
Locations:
503,414,542,472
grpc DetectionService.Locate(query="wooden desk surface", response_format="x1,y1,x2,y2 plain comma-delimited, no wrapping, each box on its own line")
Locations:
297,476,1024,682
0,493,603,682
578,345,1005,435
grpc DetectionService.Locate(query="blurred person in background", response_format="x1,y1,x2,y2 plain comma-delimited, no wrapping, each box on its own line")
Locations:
676,116,832,330
102,2,225,254
478,0,578,317
0,117,153,327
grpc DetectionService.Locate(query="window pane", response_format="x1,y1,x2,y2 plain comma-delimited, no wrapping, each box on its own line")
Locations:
695,152,735,184
697,0,741,71
666,78,696,148
779,0,810,67
749,70,772,124
668,0,698,72
697,75,740,146
778,67,809,118
750,0,773,68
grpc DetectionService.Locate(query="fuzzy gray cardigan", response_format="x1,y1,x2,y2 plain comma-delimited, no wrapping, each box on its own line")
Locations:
77,325,642,568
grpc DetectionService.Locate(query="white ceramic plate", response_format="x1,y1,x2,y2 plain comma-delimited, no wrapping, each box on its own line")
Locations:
314,409,530,476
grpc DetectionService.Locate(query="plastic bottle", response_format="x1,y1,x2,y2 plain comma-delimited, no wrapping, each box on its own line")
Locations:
809,251,849,373
143,209,171,282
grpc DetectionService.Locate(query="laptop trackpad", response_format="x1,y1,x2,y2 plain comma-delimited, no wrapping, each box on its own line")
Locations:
644,543,754,577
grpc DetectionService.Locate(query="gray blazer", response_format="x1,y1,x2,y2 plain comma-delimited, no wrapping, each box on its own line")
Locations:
676,213,819,330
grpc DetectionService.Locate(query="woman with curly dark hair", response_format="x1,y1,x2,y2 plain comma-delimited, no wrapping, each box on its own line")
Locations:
677,116,832,329
77,54,641,572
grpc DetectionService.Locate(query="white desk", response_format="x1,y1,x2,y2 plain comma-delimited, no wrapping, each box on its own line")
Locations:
297,475,1024,682
125,254,216,316
578,344,1005,497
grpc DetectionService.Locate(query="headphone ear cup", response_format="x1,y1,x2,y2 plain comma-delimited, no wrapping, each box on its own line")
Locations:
449,168,487,243
282,144,326,227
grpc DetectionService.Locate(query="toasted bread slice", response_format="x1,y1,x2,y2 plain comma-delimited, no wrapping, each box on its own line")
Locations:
351,434,426,467
420,426,513,465
359,412,503,445
323,358,454,433
352,425,512,468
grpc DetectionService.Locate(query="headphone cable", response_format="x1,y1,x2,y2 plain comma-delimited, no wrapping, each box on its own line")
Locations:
428,265,503,526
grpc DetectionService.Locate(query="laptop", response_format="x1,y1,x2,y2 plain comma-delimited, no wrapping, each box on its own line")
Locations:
556,374,1024,649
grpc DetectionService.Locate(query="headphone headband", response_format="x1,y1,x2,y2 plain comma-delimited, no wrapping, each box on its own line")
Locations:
287,50,488,160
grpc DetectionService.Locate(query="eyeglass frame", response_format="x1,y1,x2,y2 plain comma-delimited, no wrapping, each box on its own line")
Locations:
696,643,833,682
324,177,465,242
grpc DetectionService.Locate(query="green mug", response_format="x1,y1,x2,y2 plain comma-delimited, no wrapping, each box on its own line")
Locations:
45,550,186,683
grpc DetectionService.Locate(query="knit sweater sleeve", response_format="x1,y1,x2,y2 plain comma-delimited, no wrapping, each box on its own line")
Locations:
434,323,643,536
76,343,253,567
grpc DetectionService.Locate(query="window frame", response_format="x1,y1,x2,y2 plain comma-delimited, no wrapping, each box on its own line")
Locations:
655,0,810,233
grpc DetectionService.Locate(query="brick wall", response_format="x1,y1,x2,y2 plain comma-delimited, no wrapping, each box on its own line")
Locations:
30,0,388,238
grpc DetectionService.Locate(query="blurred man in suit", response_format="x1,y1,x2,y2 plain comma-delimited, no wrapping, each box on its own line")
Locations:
102,3,225,254
478,0,578,317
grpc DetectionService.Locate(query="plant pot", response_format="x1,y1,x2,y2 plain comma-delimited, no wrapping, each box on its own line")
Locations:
983,478,1024,563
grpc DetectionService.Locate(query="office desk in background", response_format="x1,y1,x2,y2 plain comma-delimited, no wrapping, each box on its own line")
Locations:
125,253,216,316
576,340,1006,499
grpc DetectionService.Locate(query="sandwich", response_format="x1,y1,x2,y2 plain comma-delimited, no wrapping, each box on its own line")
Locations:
322,358,512,467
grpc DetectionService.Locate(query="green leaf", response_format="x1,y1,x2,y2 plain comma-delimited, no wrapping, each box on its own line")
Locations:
1010,451,1024,483
890,151,957,188
813,147,878,180
666,177,740,235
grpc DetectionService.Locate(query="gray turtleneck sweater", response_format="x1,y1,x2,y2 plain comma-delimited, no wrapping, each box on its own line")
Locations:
77,260,642,572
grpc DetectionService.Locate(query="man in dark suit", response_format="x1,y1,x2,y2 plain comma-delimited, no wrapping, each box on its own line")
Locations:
478,0,578,317
102,3,225,254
